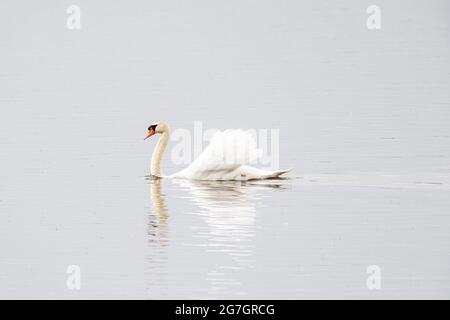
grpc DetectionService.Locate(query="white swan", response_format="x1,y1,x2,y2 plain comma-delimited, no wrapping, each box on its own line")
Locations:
144,121,291,181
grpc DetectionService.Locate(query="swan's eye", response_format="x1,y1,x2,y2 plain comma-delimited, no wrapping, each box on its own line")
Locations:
148,124,157,131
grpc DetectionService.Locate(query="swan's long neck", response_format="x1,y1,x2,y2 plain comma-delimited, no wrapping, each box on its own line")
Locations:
151,131,169,177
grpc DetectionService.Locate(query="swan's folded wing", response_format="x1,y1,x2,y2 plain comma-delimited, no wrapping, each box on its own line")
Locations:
173,130,261,180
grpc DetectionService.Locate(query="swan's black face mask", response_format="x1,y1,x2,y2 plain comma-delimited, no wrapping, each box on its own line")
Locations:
144,124,158,140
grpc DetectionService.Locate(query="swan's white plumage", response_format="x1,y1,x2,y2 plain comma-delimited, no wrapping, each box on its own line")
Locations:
169,129,291,181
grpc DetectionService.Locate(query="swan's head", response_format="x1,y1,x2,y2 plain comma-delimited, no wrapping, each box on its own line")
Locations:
144,121,169,140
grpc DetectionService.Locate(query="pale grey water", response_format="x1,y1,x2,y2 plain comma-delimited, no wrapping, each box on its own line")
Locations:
1,0,450,299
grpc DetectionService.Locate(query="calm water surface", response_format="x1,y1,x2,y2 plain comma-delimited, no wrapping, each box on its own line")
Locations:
0,0,450,298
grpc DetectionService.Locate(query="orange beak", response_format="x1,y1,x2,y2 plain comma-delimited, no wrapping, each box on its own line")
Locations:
144,128,155,140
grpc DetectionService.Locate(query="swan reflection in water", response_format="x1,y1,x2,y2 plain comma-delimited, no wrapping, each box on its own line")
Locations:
147,178,169,246
147,177,289,297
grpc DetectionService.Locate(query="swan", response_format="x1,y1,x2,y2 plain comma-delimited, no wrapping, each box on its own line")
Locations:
144,121,291,181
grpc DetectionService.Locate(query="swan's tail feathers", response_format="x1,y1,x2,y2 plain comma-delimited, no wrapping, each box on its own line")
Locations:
265,168,292,179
